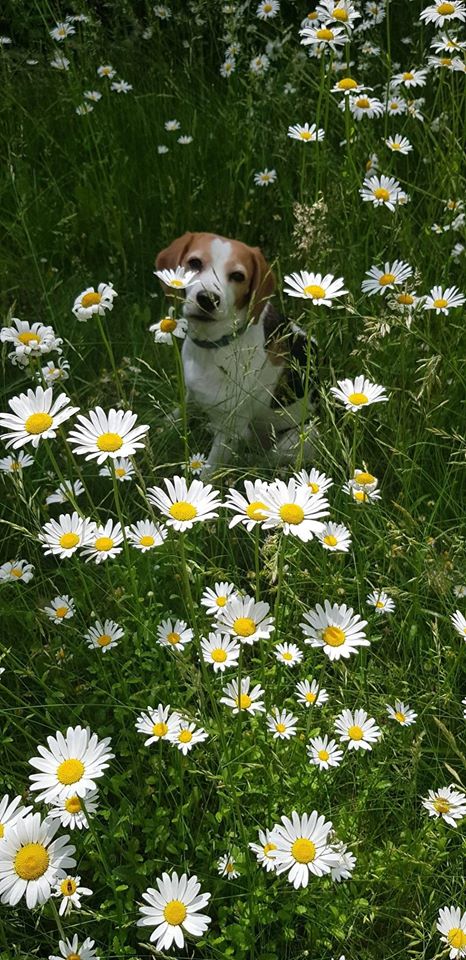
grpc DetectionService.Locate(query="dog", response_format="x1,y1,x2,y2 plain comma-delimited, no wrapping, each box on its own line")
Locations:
155,231,317,473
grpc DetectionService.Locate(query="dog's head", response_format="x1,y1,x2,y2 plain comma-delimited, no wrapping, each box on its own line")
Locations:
155,231,275,341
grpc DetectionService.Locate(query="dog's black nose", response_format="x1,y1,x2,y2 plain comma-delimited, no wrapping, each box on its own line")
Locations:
196,290,220,313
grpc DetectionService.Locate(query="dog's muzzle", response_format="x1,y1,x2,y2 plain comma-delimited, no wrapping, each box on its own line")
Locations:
196,290,220,314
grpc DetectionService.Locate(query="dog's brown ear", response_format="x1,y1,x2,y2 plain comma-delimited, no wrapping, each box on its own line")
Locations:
249,247,276,323
155,232,194,273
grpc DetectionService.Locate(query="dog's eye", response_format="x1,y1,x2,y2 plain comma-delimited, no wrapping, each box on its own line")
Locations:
187,257,203,271
229,270,245,283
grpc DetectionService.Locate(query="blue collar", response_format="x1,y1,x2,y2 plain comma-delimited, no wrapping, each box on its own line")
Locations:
188,318,250,349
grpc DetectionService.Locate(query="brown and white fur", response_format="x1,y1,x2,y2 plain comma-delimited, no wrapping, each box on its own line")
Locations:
155,231,316,473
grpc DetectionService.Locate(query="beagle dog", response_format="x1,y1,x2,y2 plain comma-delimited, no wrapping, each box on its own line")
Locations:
155,231,317,472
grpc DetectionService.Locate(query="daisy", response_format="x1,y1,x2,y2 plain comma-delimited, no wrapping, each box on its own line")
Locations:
156,618,193,652
423,786,466,827
454,585,466,597
220,58,236,78
135,704,181,746
274,642,303,667
287,122,325,143
0,318,62,357
347,95,384,120
423,285,465,314
344,482,382,504
157,144,169,153
334,708,382,751
220,676,265,714
253,168,277,186
216,595,274,644
330,840,356,881
352,470,379,490
294,468,334,495
45,790,98,831
126,520,167,552
437,905,466,958
431,33,466,52
283,271,347,305
200,632,240,672
385,96,407,116
50,55,70,70
84,90,102,101
0,812,75,908
367,590,395,613
301,600,369,661
0,386,78,450
0,795,32,840
111,79,132,93
52,875,93,915
308,735,343,769
391,68,428,87
85,619,124,652
257,0,280,16
99,457,135,481
50,21,75,40
217,854,239,878
330,376,388,412
39,513,94,559
362,260,413,298
76,103,93,116
187,452,206,474
72,283,117,321
200,581,237,615
147,476,222,531
46,480,84,505
43,596,76,623
49,936,99,960
317,0,361,26
249,828,278,871
0,451,34,473
266,708,298,740
260,478,329,542
300,25,346,51
154,4,172,17
80,520,124,564
331,76,365,94
67,407,149,464
164,119,180,131
359,174,404,212
42,359,71,384
168,720,208,755
154,266,199,290
249,54,270,74
296,679,328,708
224,480,270,530
0,559,34,583
29,726,113,804
97,64,116,78
318,522,352,552
420,1,466,27
138,872,211,951
270,811,340,888
428,53,466,69
451,610,466,637
386,701,417,725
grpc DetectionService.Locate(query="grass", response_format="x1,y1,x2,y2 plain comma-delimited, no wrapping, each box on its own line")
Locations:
0,2,465,959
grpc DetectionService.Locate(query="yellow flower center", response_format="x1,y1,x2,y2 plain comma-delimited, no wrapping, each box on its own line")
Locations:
338,77,358,89
307,11,318,18
25,412,53,435
225,861,235,872
139,535,155,547
160,317,177,333
169,279,184,288
246,501,268,521
394,711,406,723
433,797,451,814
318,749,330,761
152,721,169,737
373,187,390,201
323,534,338,546
190,460,202,469
347,392,369,405
115,467,126,477
305,691,316,703
167,631,181,645
163,899,187,925
67,953,80,960
11,567,23,578
65,795,82,813
0,824,3,838
81,291,102,308
390,143,401,150
237,693,252,709
433,298,448,309
233,617,256,637
448,928,466,948
263,841,277,855
356,97,370,108
169,501,198,521
353,490,367,502
316,27,334,39
96,432,123,452
14,843,49,880
212,648,227,662
55,606,69,618
61,877,78,896
279,503,305,524
282,651,293,660
397,293,414,305
56,758,85,785
291,838,316,863
322,625,346,646
333,6,348,19
94,537,114,552
355,471,375,484
10,461,20,470
18,331,41,344
97,634,111,646
216,596,228,607
348,724,364,740
389,102,399,110
303,284,326,299
263,2,273,9
437,2,455,13
178,729,193,743
59,532,80,549
403,71,414,80
308,481,320,492
375,600,385,608
299,131,313,140
276,722,287,733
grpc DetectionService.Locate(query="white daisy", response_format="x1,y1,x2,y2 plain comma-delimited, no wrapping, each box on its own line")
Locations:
76,103,93,116
200,632,240,672
52,875,93,916
256,0,280,19
42,357,71,385
45,480,84,505
49,936,99,960
301,600,369,661
367,590,395,613
330,376,389,412
385,134,413,155
72,283,117,321
28,726,113,803
423,786,466,827
43,595,76,623
318,522,352,552
362,260,413,296
138,872,211,951
0,451,34,473
360,174,405,211
270,811,340,888
0,812,75,908
431,33,466,52
147,476,222,531
50,21,75,40
154,4,172,18
386,701,417,725
294,467,334,495
156,618,193,652
164,119,180,131
45,790,98,831
274,642,303,667
454,585,466,597
423,285,465,314
307,735,343,769
266,708,298,740
347,94,384,120
352,469,379,491
80,520,124,564
111,79,132,93
85,619,124,652
330,840,356,881
249,828,278,871
150,311,188,343
99,457,135,481
317,0,360,26
283,271,347,305
220,676,265,714
260,478,329,542
253,168,277,186
224,480,270,530
334,708,382,751
451,610,466,638
249,53,270,74
385,95,408,116
154,266,199,290
437,905,466,958
0,318,62,357
177,135,193,145
420,1,466,27
343,482,382,504
217,853,240,878
135,704,181,746
50,56,70,70
97,64,116,78
200,581,237,616
295,679,329,708
186,452,206,474
0,559,34,583
300,24,346,51
287,122,325,143
216,595,274,644
220,57,236,78
67,407,149,464
331,76,365,94
0,795,32,841
38,513,95,559
0,386,78,450
126,520,167,552
84,90,102,101
391,68,428,88
167,720,208,755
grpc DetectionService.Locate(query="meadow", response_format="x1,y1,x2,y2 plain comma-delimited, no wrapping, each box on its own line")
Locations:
0,1,465,958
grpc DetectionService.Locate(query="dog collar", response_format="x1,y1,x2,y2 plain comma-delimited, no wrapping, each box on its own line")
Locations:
188,319,250,349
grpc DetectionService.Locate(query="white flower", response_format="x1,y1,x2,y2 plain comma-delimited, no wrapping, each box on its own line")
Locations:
42,595,76,623
330,376,389,412
249,828,278,871
220,57,236,78
157,144,169,153
362,260,413,296
437,905,466,958
200,581,237,616
274,642,303,667
0,794,32,841
451,609,466,638
147,476,222,531
318,522,352,552
0,451,34,473
187,452,206,474
270,811,340,888
256,0,280,19
300,24,346,50
260,478,329,541
287,122,325,142
154,266,198,289
331,76,365,94
385,95,407,116
386,701,417,725
85,619,124,652
294,467,333,495
454,584,466,597
224,480,270,530
50,56,70,70
391,67,428,87
154,4,172,18
0,317,62,357
49,935,99,960
72,283,117,321
200,632,240,672
367,590,395,613
67,407,149,463
29,726,113,803
164,119,180,131
385,134,413,154
80,520,124,564
138,872,211,951
334,708,382,750
135,704,181,745
111,79,132,93
99,457,135,481
42,358,71,384
423,285,465,314
0,812,75,908
343,481,381,504
167,720,208,754
266,708,298,739
423,786,466,827
420,1,466,27
39,513,94,559
50,22,75,40
249,53,270,74
347,94,384,120
254,168,277,186
295,679,328,708
330,840,356,881
301,600,369,661
216,595,274,644
0,386,78,450
157,618,193,652
46,480,84,505
352,469,379,491
283,270,347,304
84,90,102,101
97,64,116,79
360,174,406,211
317,0,360,25
177,135,193,144
0,559,34,582
76,103,93,116
126,519,167,552
220,676,265,714
217,854,239,878
52,875,93,916
150,309,188,343
307,735,343,769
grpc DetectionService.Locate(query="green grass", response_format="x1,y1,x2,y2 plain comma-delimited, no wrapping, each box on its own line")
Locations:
0,2,465,959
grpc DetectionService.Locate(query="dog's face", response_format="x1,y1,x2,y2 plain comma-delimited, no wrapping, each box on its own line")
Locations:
155,232,275,340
